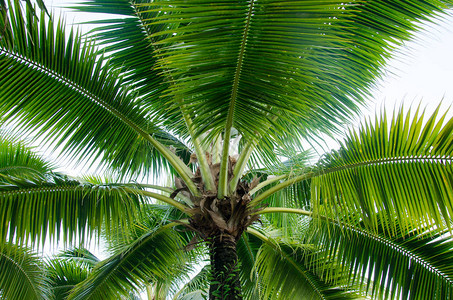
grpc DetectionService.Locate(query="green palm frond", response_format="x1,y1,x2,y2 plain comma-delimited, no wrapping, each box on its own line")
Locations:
172,265,209,300
46,257,91,300
236,232,263,299
1,171,143,246
67,223,189,300
47,247,144,300
0,2,191,180
0,134,52,180
102,203,192,248
247,154,313,231
135,0,452,145
80,203,205,300
55,247,100,268
0,132,149,246
310,106,453,235
0,0,48,17
72,0,172,117
0,242,51,300
309,217,453,300
248,226,361,300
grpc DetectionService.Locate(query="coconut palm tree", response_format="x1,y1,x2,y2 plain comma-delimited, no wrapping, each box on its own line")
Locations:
1,0,453,299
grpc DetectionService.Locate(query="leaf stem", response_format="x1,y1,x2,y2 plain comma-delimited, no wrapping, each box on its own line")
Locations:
184,114,215,192
255,207,312,217
249,174,286,196
126,188,190,215
229,141,255,194
217,0,255,199
249,172,313,207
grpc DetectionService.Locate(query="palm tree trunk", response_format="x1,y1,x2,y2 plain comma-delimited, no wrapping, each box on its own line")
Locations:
209,234,243,299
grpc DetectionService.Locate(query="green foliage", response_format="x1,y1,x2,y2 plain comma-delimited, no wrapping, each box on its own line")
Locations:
0,144,144,246
67,225,188,300
249,226,361,300
0,1,191,179
173,265,210,300
1,0,453,299
0,242,51,300
311,106,453,235
309,218,453,300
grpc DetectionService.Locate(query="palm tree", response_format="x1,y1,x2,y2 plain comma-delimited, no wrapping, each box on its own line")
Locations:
1,0,453,299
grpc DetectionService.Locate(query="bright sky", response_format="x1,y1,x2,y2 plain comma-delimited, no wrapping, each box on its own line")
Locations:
363,12,453,116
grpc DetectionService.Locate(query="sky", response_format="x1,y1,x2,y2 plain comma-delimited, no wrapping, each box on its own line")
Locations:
363,12,453,116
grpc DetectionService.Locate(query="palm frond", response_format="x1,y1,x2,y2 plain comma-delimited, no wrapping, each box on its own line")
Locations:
55,247,100,268
247,154,313,230
72,0,171,117
0,170,143,246
89,203,206,300
236,232,263,299
310,106,453,235
48,247,145,300
172,265,209,300
0,242,51,300
0,134,53,180
248,226,361,299
46,257,91,300
67,224,189,300
0,2,191,180
309,217,453,300
136,0,452,148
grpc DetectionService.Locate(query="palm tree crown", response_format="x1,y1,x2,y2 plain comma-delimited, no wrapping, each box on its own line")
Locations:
1,0,453,299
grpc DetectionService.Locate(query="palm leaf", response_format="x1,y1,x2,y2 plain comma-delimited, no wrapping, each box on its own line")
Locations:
46,257,91,300
1,171,144,246
72,0,171,118
55,247,100,268
0,133,53,180
248,226,361,299
0,242,51,300
48,247,148,300
0,2,191,180
67,224,189,300
172,265,209,300
310,106,453,235
137,0,452,146
308,217,453,299
236,232,263,299
0,135,144,245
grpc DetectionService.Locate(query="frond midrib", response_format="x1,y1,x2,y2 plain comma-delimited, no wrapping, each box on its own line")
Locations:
0,165,47,174
71,223,179,300
0,250,41,299
2,47,197,192
0,48,149,139
133,4,215,191
320,155,453,175
0,185,84,197
218,0,256,198
252,154,453,205
332,220,453,285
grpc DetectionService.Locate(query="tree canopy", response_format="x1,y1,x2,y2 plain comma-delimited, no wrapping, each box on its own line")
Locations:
1,0,453,299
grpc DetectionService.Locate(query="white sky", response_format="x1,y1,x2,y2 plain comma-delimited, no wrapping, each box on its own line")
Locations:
364,12,453,115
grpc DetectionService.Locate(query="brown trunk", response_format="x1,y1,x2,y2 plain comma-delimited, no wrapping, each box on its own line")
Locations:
208,234,243,300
